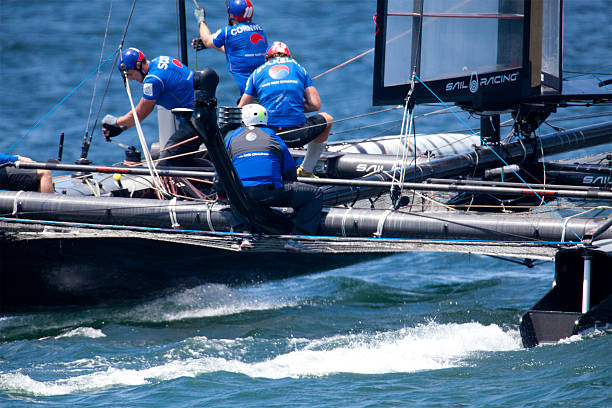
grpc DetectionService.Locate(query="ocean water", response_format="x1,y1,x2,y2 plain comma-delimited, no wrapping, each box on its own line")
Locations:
1,1,611,407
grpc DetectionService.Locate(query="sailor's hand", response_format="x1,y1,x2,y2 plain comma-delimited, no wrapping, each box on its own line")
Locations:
194,7,206,25
192,37,206,51
102,114,125,141
16,155,33,163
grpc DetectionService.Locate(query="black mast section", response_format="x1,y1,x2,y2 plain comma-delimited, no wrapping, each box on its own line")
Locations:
178,0,189,66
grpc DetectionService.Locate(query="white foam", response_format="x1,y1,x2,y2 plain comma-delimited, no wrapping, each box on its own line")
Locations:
130,284,298,322
54,327,106,339
236,321,521,378
554,324,610,345
0,321,521,396
555,334,583,345
157,301,295,321
0,369,147,397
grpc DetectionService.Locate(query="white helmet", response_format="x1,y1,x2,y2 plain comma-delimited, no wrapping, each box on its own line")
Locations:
241,103,268,126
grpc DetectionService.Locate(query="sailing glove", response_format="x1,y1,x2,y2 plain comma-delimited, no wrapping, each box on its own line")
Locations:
102,114,126,141
194,7,206,24
192,38,206,51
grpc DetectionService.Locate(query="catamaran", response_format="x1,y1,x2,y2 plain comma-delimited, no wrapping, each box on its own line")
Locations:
1,0,610,348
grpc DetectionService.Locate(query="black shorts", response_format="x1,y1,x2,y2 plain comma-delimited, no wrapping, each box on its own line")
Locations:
0,167,39,191
270,114,327,148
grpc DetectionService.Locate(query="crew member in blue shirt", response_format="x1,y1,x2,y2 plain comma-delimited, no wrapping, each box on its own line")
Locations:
193,0,267,96
0,153,54,193
226,104,322,235
102,47,198,167
238,42,333,178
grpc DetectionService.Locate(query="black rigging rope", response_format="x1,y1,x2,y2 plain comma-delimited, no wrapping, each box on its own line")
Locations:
85,0,114,142
81,0,139,160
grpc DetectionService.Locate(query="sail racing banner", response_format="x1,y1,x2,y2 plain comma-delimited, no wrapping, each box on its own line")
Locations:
372,0,562,112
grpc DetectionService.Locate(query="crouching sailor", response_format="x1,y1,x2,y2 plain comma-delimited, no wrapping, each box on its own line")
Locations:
226,104,323,235
102,47,200,167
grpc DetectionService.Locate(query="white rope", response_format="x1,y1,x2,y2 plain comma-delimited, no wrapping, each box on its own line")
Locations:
340,207,353,237
389,71,419,203
168,197,180,228
374,209,393,238
84,177,101,197
518,136,527,163
123,76,169,195
391,99,411,194
559,207,600,242
399,106,415,196
12,191,24,216
206,202,216,232
539,132,547,207
561,216,571,242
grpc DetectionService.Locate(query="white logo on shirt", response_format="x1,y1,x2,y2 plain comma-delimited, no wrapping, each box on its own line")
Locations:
143,83,153,97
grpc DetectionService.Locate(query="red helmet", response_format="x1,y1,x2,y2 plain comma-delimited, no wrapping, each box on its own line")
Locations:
265,42,291,60
227,0,254,23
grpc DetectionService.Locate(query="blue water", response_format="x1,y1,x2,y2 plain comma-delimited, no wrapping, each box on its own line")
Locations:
1,0,611,406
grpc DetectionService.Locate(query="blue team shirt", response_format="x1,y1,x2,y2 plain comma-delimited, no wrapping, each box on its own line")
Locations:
225,126,296,188
212,22,268,94
142,56,194,111
0,153,18,165
244,57,313,127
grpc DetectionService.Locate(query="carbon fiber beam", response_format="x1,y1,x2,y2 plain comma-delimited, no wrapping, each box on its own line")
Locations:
322,121,612,205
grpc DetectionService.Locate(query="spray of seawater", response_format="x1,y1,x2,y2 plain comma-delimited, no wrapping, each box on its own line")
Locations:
0,321,522,396
123,283,300,322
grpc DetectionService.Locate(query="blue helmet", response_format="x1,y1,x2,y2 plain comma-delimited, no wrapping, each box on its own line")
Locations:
227,0,253,23
117,47,145,72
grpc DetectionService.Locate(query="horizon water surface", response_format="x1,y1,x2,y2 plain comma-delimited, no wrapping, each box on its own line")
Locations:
1,1,611,407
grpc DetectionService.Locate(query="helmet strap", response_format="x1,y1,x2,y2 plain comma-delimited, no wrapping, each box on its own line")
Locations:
136,61,147,80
